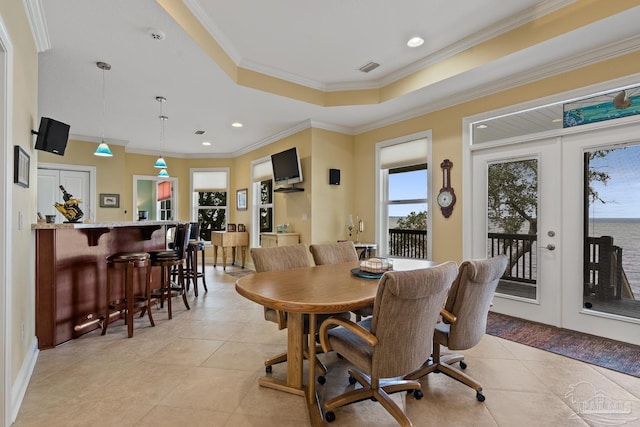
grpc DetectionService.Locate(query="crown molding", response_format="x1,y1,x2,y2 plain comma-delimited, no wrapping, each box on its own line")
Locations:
186,0,574,93
182,0,242,64
371,0,575,89
352,33,640,135
22,0,50,52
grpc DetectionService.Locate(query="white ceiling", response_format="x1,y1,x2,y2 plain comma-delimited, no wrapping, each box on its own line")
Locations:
34,1,640,157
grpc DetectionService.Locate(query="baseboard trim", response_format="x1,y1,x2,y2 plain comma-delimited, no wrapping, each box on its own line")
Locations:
10,337,38,423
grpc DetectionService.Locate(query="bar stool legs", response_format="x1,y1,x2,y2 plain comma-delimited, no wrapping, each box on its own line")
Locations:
102,252,155,338
151,259,190,319
186,242,208,296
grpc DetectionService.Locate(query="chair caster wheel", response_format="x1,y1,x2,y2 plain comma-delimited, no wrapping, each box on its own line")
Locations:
459,361,467,369
413,389,423,400
325,411,336,423
348,376,357,385
265,365,272,374
476,391,485,402
317,375,326,385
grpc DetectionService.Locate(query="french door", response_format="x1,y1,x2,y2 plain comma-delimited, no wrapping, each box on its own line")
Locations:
470,121,640,345
471,138,561,326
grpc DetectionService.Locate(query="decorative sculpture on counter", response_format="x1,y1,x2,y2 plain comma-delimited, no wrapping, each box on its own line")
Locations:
54,185,84,223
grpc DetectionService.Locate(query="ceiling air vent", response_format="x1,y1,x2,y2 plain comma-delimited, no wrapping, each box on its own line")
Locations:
357,61,380,73
194,130,206,135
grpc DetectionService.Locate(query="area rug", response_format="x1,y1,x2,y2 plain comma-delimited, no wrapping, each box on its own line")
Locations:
486,312,640,378
225,269,256,279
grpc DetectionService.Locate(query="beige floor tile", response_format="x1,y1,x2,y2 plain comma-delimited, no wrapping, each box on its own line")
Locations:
157,366,257,412
12,265,640,427
462,357,551,393
234,377,309,421
147,337,225,366
484,390,590,426
135,405,233,426
202,340,285,372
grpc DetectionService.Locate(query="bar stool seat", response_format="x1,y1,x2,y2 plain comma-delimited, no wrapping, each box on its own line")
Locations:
186,240,208,296
102,252,154,338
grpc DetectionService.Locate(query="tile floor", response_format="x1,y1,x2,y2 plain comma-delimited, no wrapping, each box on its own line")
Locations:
13,266,640,427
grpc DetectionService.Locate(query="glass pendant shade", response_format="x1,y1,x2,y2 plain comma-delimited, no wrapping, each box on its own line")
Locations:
94,62,113,157
154,156,167,168
94,141,113,157
158,168,169,178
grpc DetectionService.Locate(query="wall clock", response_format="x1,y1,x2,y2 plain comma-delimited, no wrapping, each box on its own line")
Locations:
437,159,456,218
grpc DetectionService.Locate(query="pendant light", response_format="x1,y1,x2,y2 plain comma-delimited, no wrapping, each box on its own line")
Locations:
154,96,168,175
94,61,113,157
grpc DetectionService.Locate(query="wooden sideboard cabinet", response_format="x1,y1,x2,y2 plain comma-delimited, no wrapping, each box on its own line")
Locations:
260,232,300,248
211,231,249,270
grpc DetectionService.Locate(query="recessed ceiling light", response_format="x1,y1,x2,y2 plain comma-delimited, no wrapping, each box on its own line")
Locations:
231,122,243,128
476,124,488,129
201,141,211,146
407,37,424,48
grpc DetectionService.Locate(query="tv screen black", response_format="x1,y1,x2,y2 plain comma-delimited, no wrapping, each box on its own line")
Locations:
34,117,70,156
271,147,303,185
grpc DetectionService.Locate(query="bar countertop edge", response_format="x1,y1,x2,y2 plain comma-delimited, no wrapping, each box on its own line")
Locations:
32,220,178,230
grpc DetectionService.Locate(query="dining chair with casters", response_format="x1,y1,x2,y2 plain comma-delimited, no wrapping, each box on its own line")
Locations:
404,254,508,402
250,244,351,376
148,222,192,319
319,262,457,426
309,241,372,321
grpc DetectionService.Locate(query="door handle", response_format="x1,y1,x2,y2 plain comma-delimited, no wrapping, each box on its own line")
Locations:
541,243,556,251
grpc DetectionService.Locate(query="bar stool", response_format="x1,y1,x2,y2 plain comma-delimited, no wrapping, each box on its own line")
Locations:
149,223,191,319
186,222,208,296
102,252,154,338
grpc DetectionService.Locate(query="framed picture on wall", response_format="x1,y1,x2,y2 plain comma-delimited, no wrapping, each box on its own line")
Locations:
14,146,30,188
100,193,120,208
236,188,247,211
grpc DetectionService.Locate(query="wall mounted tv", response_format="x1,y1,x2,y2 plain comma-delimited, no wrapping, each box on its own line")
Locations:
271,147,303,191
33,117,70,156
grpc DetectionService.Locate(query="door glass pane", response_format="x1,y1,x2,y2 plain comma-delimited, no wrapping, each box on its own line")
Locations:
584,145,640,319
487,159,538,300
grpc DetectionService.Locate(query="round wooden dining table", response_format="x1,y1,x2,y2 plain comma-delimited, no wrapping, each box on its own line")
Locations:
235,258,437,426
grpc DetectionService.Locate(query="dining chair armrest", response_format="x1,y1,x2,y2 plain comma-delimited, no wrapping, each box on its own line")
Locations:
319,317,378,353
440,308,457,324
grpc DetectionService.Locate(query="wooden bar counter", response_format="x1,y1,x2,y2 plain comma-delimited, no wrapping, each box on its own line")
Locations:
33,221,175,349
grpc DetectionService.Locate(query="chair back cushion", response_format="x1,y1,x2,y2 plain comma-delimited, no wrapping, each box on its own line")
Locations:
369,261,457,378
173,223,191,260
250,244,310,272
309,241,358,265
443,255,508,350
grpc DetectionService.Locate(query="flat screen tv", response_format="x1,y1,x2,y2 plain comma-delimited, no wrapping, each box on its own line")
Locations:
271,147,303,186
34,117,70,156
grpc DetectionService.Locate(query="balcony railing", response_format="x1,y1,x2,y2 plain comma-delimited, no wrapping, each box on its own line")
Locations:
488,232,537,284
388,228,427,259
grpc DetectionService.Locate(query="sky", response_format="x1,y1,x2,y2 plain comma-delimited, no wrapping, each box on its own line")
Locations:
589,144,640,218
388,169,427,217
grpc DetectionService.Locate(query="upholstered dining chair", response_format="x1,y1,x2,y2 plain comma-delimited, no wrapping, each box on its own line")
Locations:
405,255,508,402
309,241,372,321
250,244,351,375
319,262,457,426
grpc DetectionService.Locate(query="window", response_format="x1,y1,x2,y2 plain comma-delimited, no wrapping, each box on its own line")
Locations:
191,169,229,241
378,138,428,258
259,179,273,233
252,158,274,246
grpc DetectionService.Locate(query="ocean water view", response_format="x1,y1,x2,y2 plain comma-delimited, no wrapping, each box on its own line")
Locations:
589,218,640,299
